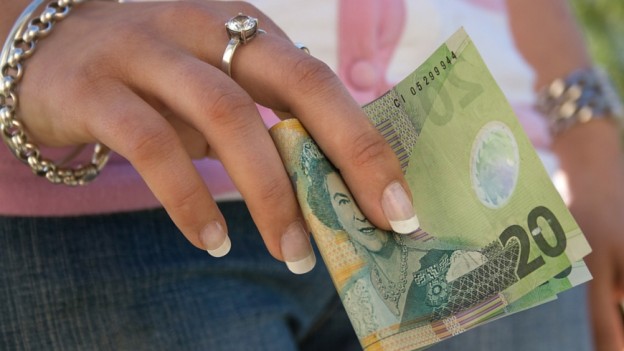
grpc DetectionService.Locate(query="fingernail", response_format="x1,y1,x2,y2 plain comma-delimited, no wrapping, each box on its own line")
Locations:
381,182,420,234
199,221,231,258
281,222,316,274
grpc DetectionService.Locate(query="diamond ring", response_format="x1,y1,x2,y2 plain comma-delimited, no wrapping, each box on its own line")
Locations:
221,13,265,77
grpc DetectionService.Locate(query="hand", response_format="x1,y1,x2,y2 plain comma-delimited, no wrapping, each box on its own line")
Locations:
553,119,624,350
11,1,415,272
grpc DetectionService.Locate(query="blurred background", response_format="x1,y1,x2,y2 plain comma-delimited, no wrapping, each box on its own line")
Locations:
571,0,624,99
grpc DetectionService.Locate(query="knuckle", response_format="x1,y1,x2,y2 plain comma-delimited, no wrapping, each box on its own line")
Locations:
125,124,178,166
63,81,115,135
288,56,340,98
202,89,253,130
70,55,110,87
70,24,152,85
162,180,205,220
256,176,291,206
155,1,215,26
155,2,261,31
169,59,205,91
112,21,152,47
228,1,260,14
349,129,392,168
169,60,255,133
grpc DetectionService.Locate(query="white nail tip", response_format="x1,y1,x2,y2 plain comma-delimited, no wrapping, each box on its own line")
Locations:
207,236,231,258
390,216,420,234
286,253,317,274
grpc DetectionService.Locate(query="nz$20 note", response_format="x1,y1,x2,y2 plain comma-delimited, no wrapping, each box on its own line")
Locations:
269,28,592,351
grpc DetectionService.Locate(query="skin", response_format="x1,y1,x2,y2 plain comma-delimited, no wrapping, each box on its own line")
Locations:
2,0,620,348
508,0,624,349
0,0,411,262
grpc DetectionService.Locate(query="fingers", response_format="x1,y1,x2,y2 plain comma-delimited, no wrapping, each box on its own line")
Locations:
24,1,414,274
585,248,624,351
96,1,415,269
233,37,419,233
127,44,316,273
84,83,232,257
588,270,624,350
137,0,418,233
162,5,418,234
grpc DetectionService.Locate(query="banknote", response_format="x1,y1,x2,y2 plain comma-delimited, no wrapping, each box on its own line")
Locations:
269,28,591,350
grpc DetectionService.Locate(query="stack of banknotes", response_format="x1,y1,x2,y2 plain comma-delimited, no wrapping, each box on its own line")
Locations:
270,29,592,351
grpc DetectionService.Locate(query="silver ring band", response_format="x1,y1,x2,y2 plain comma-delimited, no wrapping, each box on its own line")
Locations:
221,13,264,77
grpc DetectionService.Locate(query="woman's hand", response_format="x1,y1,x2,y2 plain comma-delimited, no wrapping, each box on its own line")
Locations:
553,119,624,350
9,1,416,272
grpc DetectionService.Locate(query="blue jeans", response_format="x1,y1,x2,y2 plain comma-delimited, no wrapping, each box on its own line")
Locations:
0,202,592,350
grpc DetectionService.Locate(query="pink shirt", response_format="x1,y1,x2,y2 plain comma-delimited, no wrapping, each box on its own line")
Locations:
0,0,551,216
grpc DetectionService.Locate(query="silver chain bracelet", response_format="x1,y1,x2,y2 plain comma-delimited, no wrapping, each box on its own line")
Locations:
0,0,111,186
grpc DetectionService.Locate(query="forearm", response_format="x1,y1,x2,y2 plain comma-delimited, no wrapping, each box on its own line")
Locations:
552,120,624,193
506,0,592,89
506,0,624,181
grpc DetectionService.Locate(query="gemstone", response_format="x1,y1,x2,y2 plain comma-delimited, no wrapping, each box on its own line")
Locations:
226,15,257,33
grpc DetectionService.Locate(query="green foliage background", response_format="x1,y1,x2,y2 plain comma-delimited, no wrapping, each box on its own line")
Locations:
572,0,624,99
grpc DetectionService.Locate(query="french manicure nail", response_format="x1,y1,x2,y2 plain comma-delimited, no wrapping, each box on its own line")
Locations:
381,182,420,234
281,222,316,274
199,221,231,258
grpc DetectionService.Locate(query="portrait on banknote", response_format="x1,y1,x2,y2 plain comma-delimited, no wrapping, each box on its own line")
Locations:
299,138,493,338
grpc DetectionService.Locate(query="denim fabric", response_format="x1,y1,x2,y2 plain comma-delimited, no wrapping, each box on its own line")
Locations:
0,202,592,350
427,283,592,350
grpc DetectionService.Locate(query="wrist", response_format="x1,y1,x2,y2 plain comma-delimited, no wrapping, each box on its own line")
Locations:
552,117,624,181
536,66,624,137
0,0,34,40
553,117,621,154
1,0,112,185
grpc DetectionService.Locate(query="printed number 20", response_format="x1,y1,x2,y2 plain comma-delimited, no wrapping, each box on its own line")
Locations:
499,206,567,279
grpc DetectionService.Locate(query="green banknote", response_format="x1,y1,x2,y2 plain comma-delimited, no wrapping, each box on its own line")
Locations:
269,28,591,350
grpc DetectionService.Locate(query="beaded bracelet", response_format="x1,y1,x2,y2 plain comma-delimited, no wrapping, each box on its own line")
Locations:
536,66,624,136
